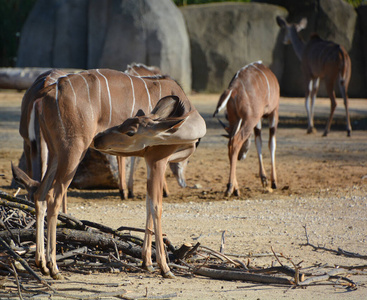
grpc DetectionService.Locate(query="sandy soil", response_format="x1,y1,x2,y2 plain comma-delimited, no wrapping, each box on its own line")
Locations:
0,90,367,299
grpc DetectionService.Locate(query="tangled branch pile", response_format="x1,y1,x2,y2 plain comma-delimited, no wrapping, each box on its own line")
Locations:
0,190,362,298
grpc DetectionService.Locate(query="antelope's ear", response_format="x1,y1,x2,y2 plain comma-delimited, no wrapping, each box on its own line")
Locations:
154,117,187,134
297,18,307,31
276,16,286,28
11,162,40,193
152,96,185,119
135,109,145,117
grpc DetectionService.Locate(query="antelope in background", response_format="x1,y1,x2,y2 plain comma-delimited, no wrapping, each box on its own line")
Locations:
12,68,206,279
213,61,279,197
276,16,352,137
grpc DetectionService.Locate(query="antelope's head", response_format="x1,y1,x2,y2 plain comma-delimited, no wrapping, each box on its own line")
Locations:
276,16,307,45
93,96,188,154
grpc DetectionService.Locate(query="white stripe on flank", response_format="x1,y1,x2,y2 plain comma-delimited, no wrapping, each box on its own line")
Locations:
126,74,136,117
217,89,232,114
139,77,152,111
65,77,77,106
97,69,112,126
252,64,270,101
76,74,94,121
28,103,37,141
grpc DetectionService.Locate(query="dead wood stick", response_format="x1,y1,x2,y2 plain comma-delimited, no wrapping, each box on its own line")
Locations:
194,267,293,285
302,225,367,259
0,190,83,228
224,252,282,258
10,262,24,300
0,237,55,292
297,268,355,287
0,190,34,207
56,228,154,260
56,246,88,261
199,245,242,267
116,225,146,233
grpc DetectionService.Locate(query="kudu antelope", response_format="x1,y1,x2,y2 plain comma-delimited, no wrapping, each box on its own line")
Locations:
93,95,205,278
213,61,279,197
12,68,206,279
276,16,352,137
123,63,191,198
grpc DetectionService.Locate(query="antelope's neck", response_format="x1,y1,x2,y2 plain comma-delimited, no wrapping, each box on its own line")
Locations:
289,27,305,61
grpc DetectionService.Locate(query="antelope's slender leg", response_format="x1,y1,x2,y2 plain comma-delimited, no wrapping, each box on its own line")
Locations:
117,156,127,200
323,75,338,137
144,146,179,278
227,123,253,197
254,121,267,188
305,79,315,133
268,110,278,189
46,149,86,279
310,77,320,131
339,80,352,136
33,156,58,276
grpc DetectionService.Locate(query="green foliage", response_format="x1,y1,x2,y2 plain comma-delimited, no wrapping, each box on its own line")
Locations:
0,0,36,67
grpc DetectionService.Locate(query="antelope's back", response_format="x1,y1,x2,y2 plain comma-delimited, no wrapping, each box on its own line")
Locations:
232,62,280,113
37,69,191,141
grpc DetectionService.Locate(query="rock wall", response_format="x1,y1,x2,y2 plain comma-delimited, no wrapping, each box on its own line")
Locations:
16,0,191,92
180,2,287,93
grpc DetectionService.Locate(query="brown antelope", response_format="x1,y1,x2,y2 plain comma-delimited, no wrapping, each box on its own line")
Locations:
12,68,206,279
123,63,192,198
213,61,280,197
276,16,352,137
92,95,205,278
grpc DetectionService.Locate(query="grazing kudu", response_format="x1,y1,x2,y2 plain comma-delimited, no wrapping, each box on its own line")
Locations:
12,68,206,279
123,63,191,198
276,16,352,136
213,61,279,197
93,95,205,278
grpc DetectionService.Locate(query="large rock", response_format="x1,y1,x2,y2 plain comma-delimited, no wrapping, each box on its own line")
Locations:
16,0,89,69
180,2,287,93
16,0,191,92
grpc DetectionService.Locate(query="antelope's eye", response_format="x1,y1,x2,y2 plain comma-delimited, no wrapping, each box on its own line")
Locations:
126,130,135,137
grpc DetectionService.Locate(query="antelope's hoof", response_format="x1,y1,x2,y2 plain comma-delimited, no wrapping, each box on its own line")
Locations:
37,262,50,276
119,190,127,200
261,177,268,188
128,191,134,199
51,272,65,280
40,267,50,276
144,265,155,273
347,130,351,137
307,127,317,134
322,131,328,137
233,189,240,197
162,270,175,279
271,182,277,189
163,190,169,198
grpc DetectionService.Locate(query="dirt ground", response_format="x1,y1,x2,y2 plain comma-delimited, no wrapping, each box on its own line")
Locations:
1,90,367,299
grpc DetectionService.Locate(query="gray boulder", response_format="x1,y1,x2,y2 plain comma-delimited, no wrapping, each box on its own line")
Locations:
16,0,89,69
17,0,191,92
88,0,191,92
180,2,287,93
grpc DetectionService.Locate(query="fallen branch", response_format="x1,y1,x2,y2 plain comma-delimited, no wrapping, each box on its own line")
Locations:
302,225,367,259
